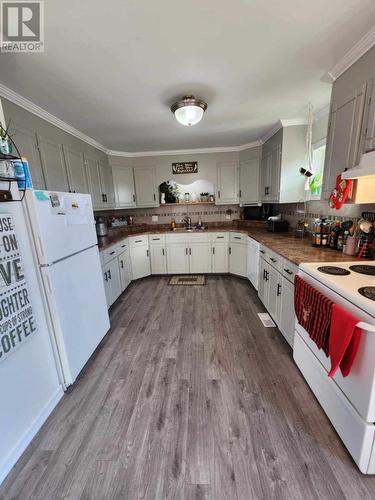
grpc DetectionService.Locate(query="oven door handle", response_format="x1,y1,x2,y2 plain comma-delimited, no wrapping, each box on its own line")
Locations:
356,322,375,333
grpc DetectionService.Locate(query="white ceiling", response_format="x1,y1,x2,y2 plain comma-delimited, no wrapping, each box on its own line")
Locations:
1,0,375,152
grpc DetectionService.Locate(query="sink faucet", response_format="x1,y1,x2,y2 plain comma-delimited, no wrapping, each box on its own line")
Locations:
183,216,192,228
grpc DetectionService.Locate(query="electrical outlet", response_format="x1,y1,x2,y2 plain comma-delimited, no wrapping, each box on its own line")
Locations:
152,215,158,222
225,214,231,220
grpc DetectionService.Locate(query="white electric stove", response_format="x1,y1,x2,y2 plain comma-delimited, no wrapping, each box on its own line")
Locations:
293,261,375,474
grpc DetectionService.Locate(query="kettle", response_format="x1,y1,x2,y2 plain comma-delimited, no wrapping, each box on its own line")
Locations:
96,217,108,237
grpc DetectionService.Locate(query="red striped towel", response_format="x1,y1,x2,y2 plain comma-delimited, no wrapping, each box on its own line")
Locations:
294,276,334,355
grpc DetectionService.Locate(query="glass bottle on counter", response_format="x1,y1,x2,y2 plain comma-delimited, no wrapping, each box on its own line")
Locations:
329,220,341,249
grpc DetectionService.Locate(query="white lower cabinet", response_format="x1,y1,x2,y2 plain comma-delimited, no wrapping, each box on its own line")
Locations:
212,244,229,273
167,243,189,274
247,237,260,290
229,243,247,277
103,257,122,308
118,247,132,291
189,242,212,273
258,247,296,348
129,238,151,280
150,246,167,274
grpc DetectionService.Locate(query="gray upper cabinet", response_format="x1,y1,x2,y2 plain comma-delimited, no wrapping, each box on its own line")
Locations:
11,124,45,189
100,162,115,207
323,82,367,199
37,135,69,192
216,162,239,204
134,166,158,207
239,158,260,204
112,165,136,208
363,78,375,152
260,147,272,202
63,147,88,193
85,155,104,208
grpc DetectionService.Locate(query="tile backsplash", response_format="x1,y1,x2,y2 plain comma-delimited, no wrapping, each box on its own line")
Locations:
95,203,240,225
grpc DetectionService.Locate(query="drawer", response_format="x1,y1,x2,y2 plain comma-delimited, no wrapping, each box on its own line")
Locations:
149,234,166,245
129,235,149,247
266,250,283,271
259,244,269,258
101,245,120,264
188,232,211,243
230,232,247,244
282,259,298,283
211,232,229,242
117,238,129,251
166,233,189,244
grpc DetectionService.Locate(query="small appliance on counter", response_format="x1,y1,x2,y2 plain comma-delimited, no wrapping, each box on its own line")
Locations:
95,217,108,237
266,215,289,232
243,204,273,220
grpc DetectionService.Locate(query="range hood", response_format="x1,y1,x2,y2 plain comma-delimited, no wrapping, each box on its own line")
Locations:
342,150,375,179
342,150,375,204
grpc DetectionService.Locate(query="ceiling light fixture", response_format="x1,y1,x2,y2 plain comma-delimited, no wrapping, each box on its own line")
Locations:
171,95,207,126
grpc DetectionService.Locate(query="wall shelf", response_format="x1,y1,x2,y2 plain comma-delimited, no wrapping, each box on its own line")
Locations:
162,201,215,206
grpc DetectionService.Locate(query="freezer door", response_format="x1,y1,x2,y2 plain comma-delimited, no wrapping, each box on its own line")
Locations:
41,245,110,386
25,190,97,265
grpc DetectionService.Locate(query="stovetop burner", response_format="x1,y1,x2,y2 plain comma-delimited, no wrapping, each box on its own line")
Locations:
358,287,375,301
349,265,375,276
317,266,351,276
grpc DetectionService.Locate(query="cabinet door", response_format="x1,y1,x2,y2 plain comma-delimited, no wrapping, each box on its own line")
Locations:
279,277,295,347
323,83,367,199
11,124,45,189
258,259,269,306
267,266,282,324
63,147,88,193
212,244,229,273
167,244,189,274
130,244,151,280
85,156,103,208
364,78,375,152
107,257,122,304
37,135,69,192
270,143,281,202
150,246,167,274
239,158,260,204
229,243,247,277
118,248,132,291
216,162,239,204
102,265,112,308
134,166,158,207
247,239,259,290
189,242,212,273
260,149,272,202
112,166,136,208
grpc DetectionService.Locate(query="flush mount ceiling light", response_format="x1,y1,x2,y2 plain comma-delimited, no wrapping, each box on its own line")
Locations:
171,95,207,126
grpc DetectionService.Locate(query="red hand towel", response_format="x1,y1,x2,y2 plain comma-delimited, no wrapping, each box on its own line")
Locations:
328,304,362,378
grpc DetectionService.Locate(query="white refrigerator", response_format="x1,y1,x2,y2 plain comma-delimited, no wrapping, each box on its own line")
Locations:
24,190,110,388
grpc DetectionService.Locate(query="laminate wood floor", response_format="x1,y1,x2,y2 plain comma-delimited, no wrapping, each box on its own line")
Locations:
2,275,375,500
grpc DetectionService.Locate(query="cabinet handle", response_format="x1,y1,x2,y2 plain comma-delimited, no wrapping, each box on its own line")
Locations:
108,269,111,280
218,190,221,198
277,283,282,296
229,247,232,255
263,269,266,281
153,238,160,240
186,248,188,255
212,247,215,255
121,244,127,248
120,260,124,268
133,194,136,202
270,257,276,263
102,193,105,202
260,250,265,254
189,248,191,255
135,240,142,243
162,248,165,256
284,268,293,275
104,194,107,202
110,251,115,255
146,249,149,257
234,236,241,240
239,189,242,198
153,193,156,201
265,271,269,282
104,271,108,281
216,236,224,239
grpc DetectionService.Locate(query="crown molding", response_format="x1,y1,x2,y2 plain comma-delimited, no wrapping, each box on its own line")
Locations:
107,140,262,158
261,120,282,143
325,25,375,82
0,83,108,153
280,118,308,127
314,104,330,122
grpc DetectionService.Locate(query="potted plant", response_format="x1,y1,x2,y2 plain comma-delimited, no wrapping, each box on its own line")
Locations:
159,181,180,203
200,192,209,202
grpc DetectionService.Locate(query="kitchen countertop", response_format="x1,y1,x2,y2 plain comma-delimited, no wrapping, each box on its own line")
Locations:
97,221,363,266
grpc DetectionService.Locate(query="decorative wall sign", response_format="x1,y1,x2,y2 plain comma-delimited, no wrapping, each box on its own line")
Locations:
172,161,198,174
0,214,36,364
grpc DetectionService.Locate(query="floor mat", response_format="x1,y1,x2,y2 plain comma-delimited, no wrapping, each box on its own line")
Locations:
168,275,206,286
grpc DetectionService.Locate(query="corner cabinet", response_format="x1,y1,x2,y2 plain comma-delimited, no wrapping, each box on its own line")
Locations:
112,166,136,208
216,162,239,204
239,158,260,204
323,82,367,199
134,166,158,207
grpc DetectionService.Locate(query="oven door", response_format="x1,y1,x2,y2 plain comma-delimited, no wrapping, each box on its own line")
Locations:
294,270,375,423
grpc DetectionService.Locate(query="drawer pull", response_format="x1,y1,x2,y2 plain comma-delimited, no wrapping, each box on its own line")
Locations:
121,244,127,248
284,268,293,275
104,271,108,282
120,260,124,268
234,236,241,240
108,269,112,280
260,250,265,254
270,257,277,263
216,236,224,239
277,283,282,296
152,238,160,241
135,240,142,243
109,251,115,255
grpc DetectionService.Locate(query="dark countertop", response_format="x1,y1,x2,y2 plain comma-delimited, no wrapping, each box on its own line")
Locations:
97,221,362,266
